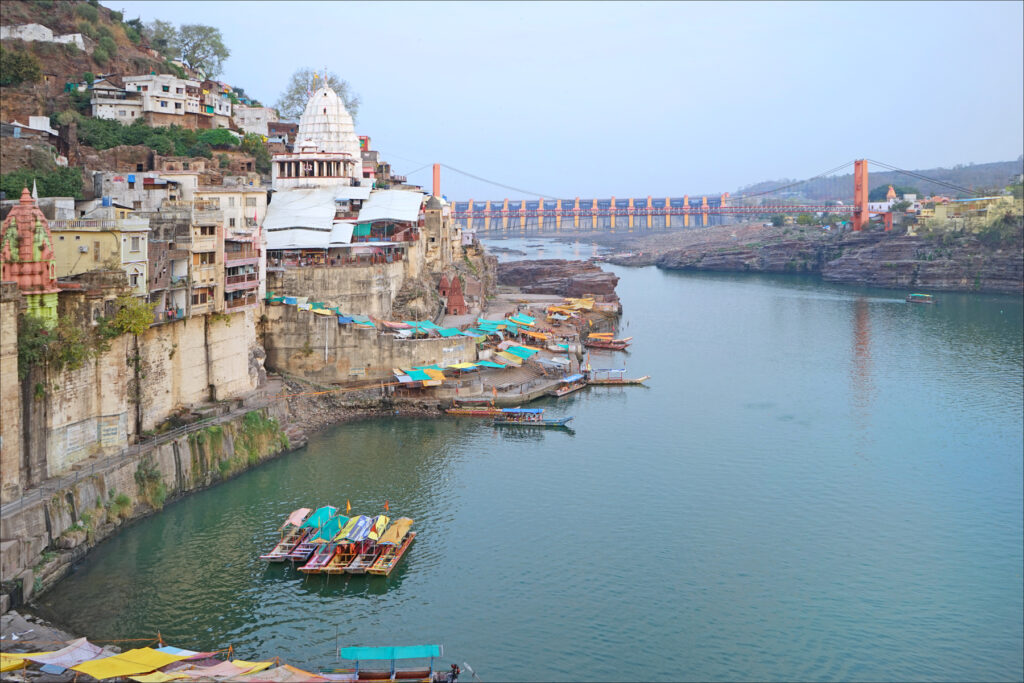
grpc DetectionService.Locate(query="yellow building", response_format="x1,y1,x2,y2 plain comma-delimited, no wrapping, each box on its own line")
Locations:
48,217,150,297
923,196,1024,233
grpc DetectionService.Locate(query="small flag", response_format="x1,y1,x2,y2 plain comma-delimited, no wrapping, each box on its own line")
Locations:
384,500,389,512
346,500,351,514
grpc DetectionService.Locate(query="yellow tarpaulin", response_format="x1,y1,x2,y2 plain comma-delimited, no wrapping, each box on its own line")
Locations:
378,517,413,545
423,369,446,381
130,672,189,682
447,362,477,369
496,351,523,365
522,330,548,340
311,308,334,316
232,660,274,674
72,648,190,680
1,652,53,672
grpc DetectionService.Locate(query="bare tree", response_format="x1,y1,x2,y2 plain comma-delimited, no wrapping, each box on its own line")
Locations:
275,68,360,122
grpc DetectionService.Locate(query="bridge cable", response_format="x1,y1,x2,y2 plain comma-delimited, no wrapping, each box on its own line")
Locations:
865,159,991,197
438,163,560,200
733,160,857,200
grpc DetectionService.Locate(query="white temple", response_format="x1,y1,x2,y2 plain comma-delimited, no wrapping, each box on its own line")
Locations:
271,86,365,190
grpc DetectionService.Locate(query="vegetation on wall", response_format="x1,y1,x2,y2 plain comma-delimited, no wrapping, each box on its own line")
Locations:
134,457,168,509
0,167,84,199
65,114,241,158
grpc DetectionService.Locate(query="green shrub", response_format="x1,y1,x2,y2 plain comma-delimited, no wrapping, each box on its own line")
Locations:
197,128,238,148
97,36,117,59
76,19,97,39
1,167,84,200
75,2,99,22
92,44,110,67
0,47,42,86
218,153,230,168
109,9,123,21
123,25,141,44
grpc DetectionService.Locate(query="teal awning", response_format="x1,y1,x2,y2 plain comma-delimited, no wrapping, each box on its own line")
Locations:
310,514,349,543
506,345,538,359
300,505,338,529
341,645,442,661
475,360,505,368
437,327,461,337
352,224,371,237
405,369,431,381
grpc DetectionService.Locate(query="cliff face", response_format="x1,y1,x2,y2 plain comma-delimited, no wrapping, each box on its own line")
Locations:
497,259,620,300
655,232,1023,294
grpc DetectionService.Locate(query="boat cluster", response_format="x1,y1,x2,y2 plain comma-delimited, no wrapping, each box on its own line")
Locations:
260,506,416,577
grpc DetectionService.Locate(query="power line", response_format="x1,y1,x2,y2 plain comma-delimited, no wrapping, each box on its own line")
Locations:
734,160,857,199
439,163,559,200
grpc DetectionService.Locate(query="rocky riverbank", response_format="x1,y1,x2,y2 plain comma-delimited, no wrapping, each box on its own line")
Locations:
497,259,620,301
584,222,1023,294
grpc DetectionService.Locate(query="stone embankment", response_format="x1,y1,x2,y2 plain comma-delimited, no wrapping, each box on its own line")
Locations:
497,259,620,300
0,401,293,612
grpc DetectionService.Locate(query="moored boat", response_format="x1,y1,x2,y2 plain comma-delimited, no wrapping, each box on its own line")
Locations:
346,515,390,574
493,408,574,428
906,293,936,304
445,400,505,417
298,513,349,574
338,644,443,682
549,373,587,398
583,333,631,350
260,507,312,562
586,368,650,386
368,518,416,576
285,505,338,563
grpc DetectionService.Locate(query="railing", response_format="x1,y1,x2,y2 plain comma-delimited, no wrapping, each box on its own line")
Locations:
225,272,258,285
225,295,257,309
224,249,258,261
50,218,149,230
169,275,188,288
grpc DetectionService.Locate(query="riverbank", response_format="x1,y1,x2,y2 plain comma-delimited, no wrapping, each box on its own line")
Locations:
555,221,1024,294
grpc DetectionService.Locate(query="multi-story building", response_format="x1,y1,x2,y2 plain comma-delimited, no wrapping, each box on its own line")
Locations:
359,136,378,185
123,74,203,127
234,105,278,137
193,185,267,306
90,171,185,212
48,213,150,298
90,77,143,124
200,80,233,129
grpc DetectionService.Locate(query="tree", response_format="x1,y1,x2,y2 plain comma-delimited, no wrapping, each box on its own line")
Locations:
144,19,178,59
770,214,785,227
173,24,229,78
0,47,42,86
275,68,360,122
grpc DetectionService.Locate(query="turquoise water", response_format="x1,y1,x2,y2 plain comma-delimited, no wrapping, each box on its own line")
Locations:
39,244,1024,681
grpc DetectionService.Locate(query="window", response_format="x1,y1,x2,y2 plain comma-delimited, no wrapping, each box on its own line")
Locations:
175,102,182,110
176,87,183,94
131,111,135,117
192,291,209,305
199,226,215,236
118,110,126,116
94,241,100,261
229,218,235,227
133,201,142,209
228,197,235,207
162,85,170,92
245,197,257,207
160,101,167,108
130,236,141,252
75,235,80,240
130,272,139,287
128,181,135,189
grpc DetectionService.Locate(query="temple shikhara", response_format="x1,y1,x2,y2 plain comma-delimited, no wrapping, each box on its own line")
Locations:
272,85,364,190
0,188,60,325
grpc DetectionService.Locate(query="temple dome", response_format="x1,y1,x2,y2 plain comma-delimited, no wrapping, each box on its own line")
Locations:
295,86,361,159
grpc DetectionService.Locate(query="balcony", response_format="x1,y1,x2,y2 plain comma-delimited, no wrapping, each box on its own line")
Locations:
225,293,258,310
225,272,259,291
169,275,188,288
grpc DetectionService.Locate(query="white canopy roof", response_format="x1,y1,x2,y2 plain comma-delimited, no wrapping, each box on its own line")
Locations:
329,221,355,245
335,186,372,201
264,188,336,232
266,228,329,250
357,189,425,224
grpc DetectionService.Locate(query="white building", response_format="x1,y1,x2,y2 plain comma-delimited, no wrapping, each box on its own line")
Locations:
0,23,87,51
90,77,143,124
123,74,202,123
233,105,278,137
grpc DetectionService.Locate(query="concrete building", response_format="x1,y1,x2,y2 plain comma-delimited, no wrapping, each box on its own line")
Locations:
48,213,150,298
234,105,278,137
90,77,144,124
123,74,207,128
271,86,364,191
193,185,267,306
90,171,184,212
0,23,87,51
200,80,233,129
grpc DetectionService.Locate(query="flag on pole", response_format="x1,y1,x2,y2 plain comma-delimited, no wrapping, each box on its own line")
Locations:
346,500,351,514
384,500,389,512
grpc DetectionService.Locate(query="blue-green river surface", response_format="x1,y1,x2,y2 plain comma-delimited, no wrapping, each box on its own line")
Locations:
39,238,1024,681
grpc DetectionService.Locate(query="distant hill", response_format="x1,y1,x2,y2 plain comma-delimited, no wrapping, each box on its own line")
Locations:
736,159,1024,201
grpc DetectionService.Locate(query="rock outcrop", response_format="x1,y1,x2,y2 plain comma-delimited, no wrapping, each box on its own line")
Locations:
655,232,1023,294
497,259,620,300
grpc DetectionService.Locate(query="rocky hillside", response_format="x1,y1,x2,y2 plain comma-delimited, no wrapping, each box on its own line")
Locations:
1,0,165,122
498,259,620,301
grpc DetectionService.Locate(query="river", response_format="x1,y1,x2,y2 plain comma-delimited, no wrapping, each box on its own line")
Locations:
39,238,1024,681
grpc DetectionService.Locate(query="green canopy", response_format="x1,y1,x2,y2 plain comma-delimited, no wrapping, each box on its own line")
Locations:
310,514,349,543
352,224,371,237
300,505,338,530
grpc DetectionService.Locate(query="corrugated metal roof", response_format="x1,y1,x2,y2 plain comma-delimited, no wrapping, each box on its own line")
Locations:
358,189,425,223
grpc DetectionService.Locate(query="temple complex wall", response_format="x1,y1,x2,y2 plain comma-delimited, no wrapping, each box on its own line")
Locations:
263,304,476,383
0,284,23,504
266,260,407,319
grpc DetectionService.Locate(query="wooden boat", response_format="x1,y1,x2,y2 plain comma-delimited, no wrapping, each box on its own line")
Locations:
549,373,587,398
298,513,350,573
368,518,415,576
493,408,574,428
322,543,359,574
298,542,336,573
339,644,442,682
346,515,390,574
260,508,312,562
445,400,505,417
584,338,631,350
587,369,650,386
906,293,936,304
285,505,338,563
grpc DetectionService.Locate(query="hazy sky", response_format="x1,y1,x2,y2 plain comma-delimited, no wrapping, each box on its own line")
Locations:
104,1,1023,200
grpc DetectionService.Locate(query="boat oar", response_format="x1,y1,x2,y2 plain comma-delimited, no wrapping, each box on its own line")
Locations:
463,662,482,682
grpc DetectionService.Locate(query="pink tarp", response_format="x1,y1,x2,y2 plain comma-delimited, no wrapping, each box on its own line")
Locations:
23,637,105,668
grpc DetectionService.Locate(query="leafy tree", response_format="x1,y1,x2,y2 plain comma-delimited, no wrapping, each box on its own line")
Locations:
197,128,238,148
92,45,110,67
0,47,42,86
1,168,83,199
218,153,231,169
275,67,360,121
144,19,178,59
770,214,785,227
795,213,814,226
108,295,156,336
97,36,118,59
173,24,229,78
240,133,271,175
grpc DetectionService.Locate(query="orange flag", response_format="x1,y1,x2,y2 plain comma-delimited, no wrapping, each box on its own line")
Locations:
384,500,389,512
346,500,351,514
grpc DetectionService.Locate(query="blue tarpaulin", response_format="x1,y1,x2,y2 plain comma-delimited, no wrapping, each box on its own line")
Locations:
337,316,354,324
561,373,585,383
341,645,442,661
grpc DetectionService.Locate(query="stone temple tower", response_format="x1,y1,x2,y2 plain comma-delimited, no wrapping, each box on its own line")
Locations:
0,187,60,325
272,85,365,190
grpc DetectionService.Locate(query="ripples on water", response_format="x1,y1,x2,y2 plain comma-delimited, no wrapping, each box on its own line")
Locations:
40,243,1023,682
